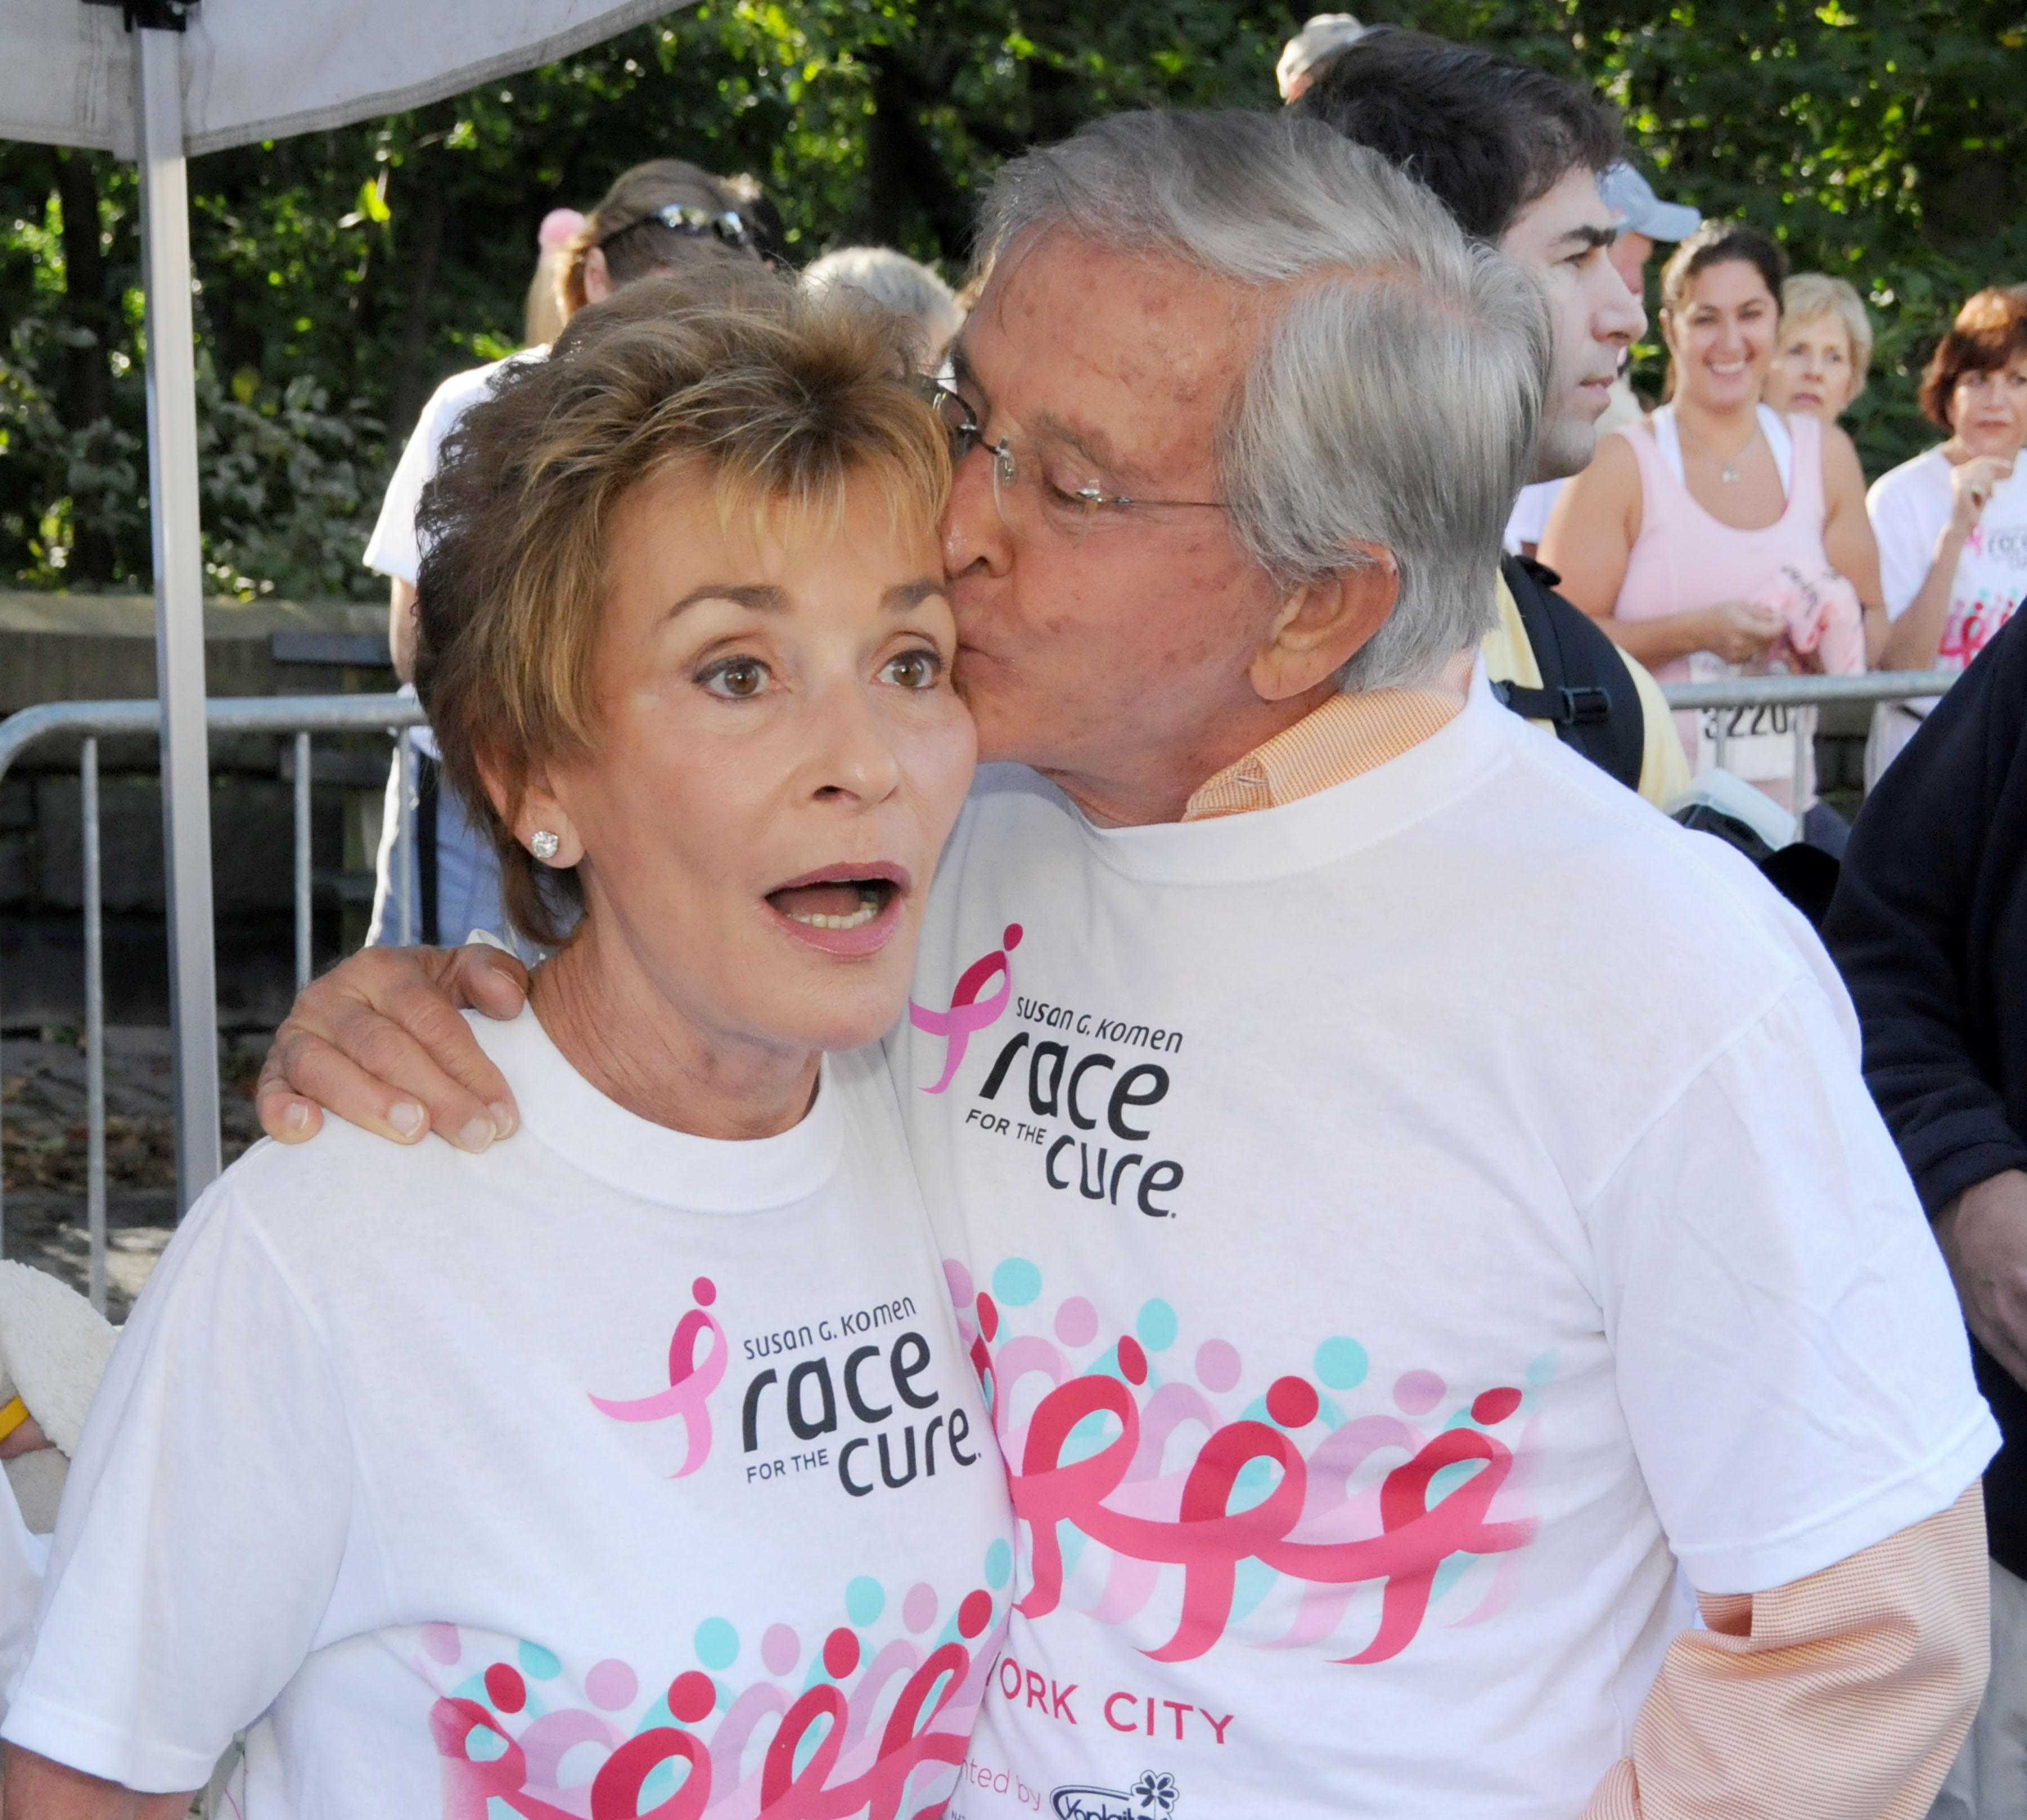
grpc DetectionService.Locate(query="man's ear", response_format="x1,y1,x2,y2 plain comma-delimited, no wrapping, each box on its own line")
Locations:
477,754,586,869
582,247,614,305
1249,545,1399,704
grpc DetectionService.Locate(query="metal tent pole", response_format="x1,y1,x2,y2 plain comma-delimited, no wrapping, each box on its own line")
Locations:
135,21,222,1214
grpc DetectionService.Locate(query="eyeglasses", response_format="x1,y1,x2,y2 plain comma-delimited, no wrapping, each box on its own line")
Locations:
604,204,758,254
923,381,1225,545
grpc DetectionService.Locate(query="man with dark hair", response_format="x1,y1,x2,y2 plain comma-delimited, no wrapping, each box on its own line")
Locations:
1296,25,1621,245
1294,28,1691,810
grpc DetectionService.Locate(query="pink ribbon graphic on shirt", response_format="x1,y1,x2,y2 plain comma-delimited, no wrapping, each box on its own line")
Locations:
589,1294,727,1477
429,1608,999,1820
433,1697,583,1820
755,1640,976,1820
909,923,1021,1094
1007,1368,1535,1665
434,1702,717,1820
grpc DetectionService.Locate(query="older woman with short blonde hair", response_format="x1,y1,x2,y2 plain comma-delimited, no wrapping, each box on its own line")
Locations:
1763,272,1874,425
1,273,1013,1820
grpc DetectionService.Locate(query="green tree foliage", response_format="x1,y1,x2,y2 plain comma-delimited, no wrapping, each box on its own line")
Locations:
1379,0,2027,476
0,1,2020,595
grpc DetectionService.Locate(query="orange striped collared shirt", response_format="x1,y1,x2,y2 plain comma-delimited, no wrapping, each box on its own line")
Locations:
1181,688,1461,821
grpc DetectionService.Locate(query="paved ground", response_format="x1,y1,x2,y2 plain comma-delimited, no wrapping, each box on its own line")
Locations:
0,1027,270,1321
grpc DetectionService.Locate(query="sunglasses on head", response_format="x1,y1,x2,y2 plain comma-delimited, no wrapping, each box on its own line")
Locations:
605,203,757,253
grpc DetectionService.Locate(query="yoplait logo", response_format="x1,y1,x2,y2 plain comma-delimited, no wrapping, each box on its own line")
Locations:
1052,1772,1178,1820
911,923,1023,1094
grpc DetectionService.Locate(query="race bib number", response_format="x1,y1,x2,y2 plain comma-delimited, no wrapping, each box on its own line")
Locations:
1689,653,1813,784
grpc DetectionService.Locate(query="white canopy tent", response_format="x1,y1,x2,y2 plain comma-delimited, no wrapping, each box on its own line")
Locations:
0,0,685,1209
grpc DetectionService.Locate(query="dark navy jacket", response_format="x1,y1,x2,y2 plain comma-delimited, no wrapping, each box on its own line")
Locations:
1825,612,2027,1576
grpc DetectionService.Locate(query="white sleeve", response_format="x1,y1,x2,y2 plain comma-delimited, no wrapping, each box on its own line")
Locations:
361,365,481,584
1584,976,1998,1595
365,357,532,584
1868,472,1943,621
0,1190,355,1793
1502,480,1564,553
360,405,437,585
0,1472,48,1728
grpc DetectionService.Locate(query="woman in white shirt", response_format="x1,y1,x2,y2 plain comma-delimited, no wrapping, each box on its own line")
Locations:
1865,287,2027,780
1,272,1014,1820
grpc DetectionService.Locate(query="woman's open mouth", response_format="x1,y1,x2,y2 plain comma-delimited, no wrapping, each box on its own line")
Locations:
764,866,908,956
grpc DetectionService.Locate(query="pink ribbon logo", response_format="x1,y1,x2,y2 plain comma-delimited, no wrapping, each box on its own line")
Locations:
910,923,1022,1094
589,1277,727,1477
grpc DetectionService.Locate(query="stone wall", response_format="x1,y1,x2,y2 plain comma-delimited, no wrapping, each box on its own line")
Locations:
0,591,390,716
0,592,396,1027
0,591,392,919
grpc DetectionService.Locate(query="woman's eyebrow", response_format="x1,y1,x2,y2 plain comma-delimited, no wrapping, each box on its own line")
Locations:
666,579,945,618
668,582,788,616
885,578,949,612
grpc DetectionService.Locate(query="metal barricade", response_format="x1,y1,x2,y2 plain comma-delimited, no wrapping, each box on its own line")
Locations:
1659,668,1961,817
0,669,1972,1311
0,694,426,1310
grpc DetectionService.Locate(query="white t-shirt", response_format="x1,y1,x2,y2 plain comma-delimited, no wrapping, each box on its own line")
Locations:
361,354,544,925
1868,443,2027,668
4,1009,1013,1817
889,672,1995,1820
362,352,546,587
1501,479,1563,554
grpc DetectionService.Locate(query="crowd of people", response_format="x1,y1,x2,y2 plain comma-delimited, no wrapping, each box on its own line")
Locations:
0,17,2020,1820
355,27,2027,945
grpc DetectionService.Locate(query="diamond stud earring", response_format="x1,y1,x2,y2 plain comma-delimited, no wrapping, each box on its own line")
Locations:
530,830,561,862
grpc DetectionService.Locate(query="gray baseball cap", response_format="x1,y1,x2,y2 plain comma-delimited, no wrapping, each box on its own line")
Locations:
1599,163,1700,242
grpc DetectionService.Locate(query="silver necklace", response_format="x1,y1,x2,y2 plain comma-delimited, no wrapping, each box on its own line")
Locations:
1681,414,1760,484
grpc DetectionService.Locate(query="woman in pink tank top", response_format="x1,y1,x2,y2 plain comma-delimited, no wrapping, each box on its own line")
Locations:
1542,223,1884,832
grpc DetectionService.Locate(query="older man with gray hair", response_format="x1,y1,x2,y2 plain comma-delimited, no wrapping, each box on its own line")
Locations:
257,111,1990,1819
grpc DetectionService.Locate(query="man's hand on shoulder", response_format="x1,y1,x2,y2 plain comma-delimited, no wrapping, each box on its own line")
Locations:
1935,1168,2027,1387
255,943,529,1153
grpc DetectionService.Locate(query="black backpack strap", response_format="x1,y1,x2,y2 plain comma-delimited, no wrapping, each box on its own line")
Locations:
416,750,441,947
1494,553,1646,793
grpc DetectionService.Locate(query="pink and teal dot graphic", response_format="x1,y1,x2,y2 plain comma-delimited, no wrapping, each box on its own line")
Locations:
949,1254,1550,1667
421,1545,1007,1818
